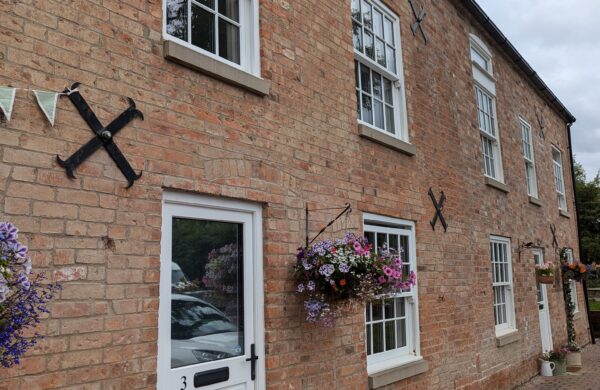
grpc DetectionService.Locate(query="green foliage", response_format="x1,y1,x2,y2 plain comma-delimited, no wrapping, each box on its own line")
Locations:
588,300,600,311
574,161,600,263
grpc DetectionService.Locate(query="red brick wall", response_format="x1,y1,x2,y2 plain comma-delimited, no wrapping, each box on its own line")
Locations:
0,0,589,389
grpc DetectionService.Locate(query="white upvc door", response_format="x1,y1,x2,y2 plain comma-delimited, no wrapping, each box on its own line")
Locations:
158,192,264,390
533,249,553,353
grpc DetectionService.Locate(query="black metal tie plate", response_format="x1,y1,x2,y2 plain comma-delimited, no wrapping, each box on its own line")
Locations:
429,188,447,232
409,0,429,44
56,82,144,188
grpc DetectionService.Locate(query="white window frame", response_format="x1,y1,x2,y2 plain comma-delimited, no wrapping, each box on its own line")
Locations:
564,249,579,313
363,213,421,374
352,0,409,141
470,34,504,182
490,236,516,335
552,146,568,211
162,0,261,76
520,118,538,198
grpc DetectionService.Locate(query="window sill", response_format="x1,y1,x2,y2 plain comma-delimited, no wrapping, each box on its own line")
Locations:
485,177,509,193
368,356,428,389
163,40,271,96
529,196,542,207
559,209,571,219
496,329,520,347
358,124,416,156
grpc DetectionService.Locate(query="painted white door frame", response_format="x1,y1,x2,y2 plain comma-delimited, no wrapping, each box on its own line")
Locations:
533,249,553,353
157,192,265,390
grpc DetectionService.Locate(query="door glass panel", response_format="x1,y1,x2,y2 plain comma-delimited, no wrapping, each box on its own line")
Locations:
171,218,244,368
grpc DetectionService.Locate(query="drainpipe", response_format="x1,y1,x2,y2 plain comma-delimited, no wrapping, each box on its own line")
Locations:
567,122,596,344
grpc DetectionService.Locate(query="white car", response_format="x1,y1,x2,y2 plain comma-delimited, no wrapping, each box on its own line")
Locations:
171,294,243,368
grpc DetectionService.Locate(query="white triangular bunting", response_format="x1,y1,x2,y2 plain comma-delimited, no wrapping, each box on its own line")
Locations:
33,90,59,126
0,87,16,122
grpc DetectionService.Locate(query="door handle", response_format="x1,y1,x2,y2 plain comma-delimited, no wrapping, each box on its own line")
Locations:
245,344,258,380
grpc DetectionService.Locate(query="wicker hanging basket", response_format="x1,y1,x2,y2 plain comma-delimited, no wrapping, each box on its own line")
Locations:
536,274,554,284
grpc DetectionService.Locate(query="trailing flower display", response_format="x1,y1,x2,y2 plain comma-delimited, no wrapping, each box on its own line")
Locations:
293,233,416,327
0,222,60,367
561,261,589,282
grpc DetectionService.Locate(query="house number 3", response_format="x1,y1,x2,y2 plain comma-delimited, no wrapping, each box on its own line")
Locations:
180,376,187,389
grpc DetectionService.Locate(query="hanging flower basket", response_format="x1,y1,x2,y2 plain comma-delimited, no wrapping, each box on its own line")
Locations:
293,233,416,327
561,261,589,282
535,262,555,284
536,274,554,284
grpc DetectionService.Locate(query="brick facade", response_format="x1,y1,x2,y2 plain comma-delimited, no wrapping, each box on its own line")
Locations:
0,0,590,389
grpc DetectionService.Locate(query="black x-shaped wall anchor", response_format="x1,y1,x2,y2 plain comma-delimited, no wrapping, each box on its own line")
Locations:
409,0,429,44
550,223,559,249
535,108,546,140
56,83,144,188
429,188,447,232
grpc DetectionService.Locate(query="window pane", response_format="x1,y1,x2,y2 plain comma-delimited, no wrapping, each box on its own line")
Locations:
385,321,396,351
364,231,375,247
366,324,371,354
372,322,383,354
383,78,393,103
471,47,488,71
386,46,396,73
360,64,371,93
373,9,383,37
218,0,239,22
384,299,394,318
396,319,406,347
372,300,383,320
365,304,371,321
166,0,188,41
198,0,215,8
388,234,399,251
395,297,405,316
374,100,384,129
356,90,361,119
362,94,373,124
352,21,363,52
372,72,382,99
364,31,374,60
375,38,386,67
218,18,240,64
384,17,394,45
377,233,387,250
362,1,372,30
171,218,244,368
191,4,215,53
351,0,361,21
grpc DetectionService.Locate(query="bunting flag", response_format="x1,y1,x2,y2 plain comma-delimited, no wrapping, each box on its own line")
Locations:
0,87,16,122
33,90,60,126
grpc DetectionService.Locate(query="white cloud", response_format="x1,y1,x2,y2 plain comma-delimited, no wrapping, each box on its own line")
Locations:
476,0,600,180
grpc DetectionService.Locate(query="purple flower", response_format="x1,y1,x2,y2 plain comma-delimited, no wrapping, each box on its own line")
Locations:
378,276,386,284
17,273,30,290
383,266,393,276
302,258,312,270
338,263,350,273
22,258,32,275
307,281,315,291
9,242,28,258
297,283,305,293
319,264,335,277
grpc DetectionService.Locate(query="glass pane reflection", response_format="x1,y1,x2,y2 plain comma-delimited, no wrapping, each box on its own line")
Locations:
171,218,244,368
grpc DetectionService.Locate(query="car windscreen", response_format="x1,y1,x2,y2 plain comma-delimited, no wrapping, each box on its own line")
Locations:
171,299,237,339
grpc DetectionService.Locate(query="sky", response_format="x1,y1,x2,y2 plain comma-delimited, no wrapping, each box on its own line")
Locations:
476,0,600,180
